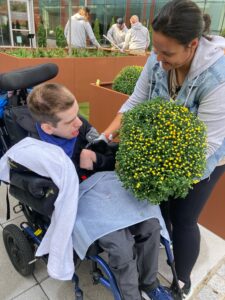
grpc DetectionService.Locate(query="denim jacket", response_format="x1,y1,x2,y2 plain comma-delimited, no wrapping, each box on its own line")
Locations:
120,36,225,180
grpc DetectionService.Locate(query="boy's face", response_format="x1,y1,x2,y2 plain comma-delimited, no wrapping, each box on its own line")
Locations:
42,99,83,139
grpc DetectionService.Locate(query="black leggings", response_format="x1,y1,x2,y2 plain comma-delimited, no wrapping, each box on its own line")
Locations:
160,165,225,283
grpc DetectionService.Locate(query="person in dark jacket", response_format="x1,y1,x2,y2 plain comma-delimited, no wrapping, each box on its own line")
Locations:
27,82,173,300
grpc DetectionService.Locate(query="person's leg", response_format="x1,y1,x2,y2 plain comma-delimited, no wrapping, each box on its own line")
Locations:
129,219,174,300
169,165,225,284
129,218,161,291
98,229,142,300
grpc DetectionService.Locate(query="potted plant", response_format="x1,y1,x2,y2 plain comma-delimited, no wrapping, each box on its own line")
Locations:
116,98,207,204
89,65,143,132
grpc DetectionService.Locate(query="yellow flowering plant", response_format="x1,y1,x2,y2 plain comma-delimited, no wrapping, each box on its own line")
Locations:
116,98,207,205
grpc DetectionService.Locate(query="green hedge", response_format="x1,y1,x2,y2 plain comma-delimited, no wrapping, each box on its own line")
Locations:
3,48,127,58
112,65,143,95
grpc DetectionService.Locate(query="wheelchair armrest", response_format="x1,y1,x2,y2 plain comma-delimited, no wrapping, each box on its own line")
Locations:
10,171,58,199
8,159,59,216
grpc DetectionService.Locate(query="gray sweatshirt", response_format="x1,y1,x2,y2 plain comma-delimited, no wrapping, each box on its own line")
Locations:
107,24,128,48
123,22,150,51
64,13,100,48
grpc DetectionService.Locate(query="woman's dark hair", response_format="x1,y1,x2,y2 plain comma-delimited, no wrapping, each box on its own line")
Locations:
152,0,211,45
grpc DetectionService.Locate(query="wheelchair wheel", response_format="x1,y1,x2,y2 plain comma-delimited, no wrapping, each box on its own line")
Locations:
3,224,35,276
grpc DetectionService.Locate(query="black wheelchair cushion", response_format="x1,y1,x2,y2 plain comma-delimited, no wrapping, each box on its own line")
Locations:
0,63,58,91
9,160,58,216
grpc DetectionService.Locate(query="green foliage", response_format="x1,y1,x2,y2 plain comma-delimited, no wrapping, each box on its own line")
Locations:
93,18,101,42
112,66,143,95
110,16,115,28
79,102,89,120
4,48,126,58
55,25,67,48
116,98,207,205
37,24,47,47
220,28,225,37
148,25,153,51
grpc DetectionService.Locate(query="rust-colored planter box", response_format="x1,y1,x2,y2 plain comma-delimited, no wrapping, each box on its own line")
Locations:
199,173,225,239
89,82,128,133
0,52,148,102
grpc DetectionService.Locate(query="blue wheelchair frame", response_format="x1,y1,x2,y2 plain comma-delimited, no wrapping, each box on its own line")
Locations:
21,221,176,300
21,220,122,300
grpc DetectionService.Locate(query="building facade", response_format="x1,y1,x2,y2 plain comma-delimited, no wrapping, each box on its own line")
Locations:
0,0,225,47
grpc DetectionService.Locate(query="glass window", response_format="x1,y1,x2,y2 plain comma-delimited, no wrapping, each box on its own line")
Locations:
203,1,225,34
0,0,11,45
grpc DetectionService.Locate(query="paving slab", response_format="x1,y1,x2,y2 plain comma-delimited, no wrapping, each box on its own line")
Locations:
0,226,37,300
0,183,22,225
158,225,225,293
12,285,48,300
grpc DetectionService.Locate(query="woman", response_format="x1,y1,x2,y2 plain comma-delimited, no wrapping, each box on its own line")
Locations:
103,0,225,299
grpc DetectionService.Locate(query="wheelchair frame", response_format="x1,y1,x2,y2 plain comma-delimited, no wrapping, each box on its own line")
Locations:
0,63,182,300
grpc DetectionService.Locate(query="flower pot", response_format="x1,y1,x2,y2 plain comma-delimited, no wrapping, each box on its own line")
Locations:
89,82,128,132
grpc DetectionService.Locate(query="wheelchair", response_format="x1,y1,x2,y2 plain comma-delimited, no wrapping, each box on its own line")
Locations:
0,64,181,300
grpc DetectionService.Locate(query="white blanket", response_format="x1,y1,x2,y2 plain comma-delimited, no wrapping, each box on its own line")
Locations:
0,137,79,280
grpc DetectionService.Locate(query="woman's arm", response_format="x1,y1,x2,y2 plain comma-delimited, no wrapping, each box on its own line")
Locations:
198,82,225,178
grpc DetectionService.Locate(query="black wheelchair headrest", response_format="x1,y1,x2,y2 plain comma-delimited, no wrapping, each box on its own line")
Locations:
0,63,58,90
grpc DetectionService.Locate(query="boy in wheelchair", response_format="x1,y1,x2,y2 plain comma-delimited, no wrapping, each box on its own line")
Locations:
24,82,173,300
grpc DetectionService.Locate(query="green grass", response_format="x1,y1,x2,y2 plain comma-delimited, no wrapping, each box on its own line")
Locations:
79,102,89,120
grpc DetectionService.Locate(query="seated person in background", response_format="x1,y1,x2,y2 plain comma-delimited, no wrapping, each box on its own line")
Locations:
27,83,173,300
122,15,150,54
64,6,101,49
107,17,128,49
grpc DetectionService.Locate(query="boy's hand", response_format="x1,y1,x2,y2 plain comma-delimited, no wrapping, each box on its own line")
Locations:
80,149,97,170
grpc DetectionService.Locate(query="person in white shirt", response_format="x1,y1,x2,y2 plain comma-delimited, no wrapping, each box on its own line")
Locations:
107,17,128,49
123,15,150,53
64,6,101,48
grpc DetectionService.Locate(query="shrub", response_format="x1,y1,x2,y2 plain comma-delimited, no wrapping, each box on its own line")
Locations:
116,98,207,205
220,28,225,37
109,16,115,29
112,66,143,95
37,23,47,47
55,25,67,48
93,18,101,42
148,25,153,51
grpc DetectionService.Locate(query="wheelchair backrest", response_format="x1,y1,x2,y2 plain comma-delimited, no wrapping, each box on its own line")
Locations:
0,63,59,154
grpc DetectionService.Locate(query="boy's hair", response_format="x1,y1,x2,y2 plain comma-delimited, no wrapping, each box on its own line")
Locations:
27,83,75,127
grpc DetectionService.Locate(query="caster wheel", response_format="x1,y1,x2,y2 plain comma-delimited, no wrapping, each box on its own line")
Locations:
3,224,35,276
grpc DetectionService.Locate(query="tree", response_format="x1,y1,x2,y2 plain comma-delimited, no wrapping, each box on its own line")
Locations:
37,24,47,47
109,16,115,29
221,28,225,37
93,18,101,43
55,25,67,48
148,25,153,51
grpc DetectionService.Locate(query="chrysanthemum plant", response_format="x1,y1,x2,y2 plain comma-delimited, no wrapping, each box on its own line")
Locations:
116,98,207,205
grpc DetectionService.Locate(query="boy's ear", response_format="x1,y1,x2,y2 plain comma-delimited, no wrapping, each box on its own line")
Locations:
41,123,54,135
